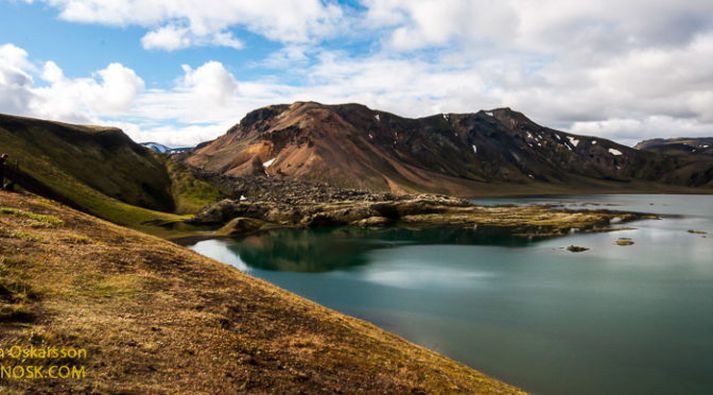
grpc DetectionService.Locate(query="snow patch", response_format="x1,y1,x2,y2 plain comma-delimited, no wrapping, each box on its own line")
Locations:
374,114,380,121
368,133,374,139
526,132,533,139
442,113,449,121
555,134,561,140
608,148,623,156
567,136,579,147
528,174,534,179
472,144,477,154
702,144,710,148
591,140,597,145
142,142,170,153
262,158,276,167
239,195,247,201
485,111,494,117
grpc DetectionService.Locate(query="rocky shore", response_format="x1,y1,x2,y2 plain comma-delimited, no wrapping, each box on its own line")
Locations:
187,170,397,204
187,180,658,238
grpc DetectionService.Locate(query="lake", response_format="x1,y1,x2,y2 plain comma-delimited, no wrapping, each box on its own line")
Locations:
186,194,713,394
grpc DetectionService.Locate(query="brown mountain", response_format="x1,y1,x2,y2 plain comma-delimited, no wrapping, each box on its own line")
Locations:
186,102,713,195
635,137,713,156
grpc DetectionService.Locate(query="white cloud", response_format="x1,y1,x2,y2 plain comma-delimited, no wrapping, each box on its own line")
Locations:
0,44,37,115
41,61,64,83
114,120,236,148
363,0,518,51
367,0,713,54
141,24,243,51
571,116,713,146
0,43,34,73
141,25,192,51
35,0,345,49
0,44,227,146
180,61,238,104
3,0,713,147
1,44,144,124
261,45,311,68
30,62,144,122
3,39,713,148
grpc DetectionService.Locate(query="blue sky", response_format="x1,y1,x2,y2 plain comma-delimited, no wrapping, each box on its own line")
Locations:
0,1,298,86
1,0,712,146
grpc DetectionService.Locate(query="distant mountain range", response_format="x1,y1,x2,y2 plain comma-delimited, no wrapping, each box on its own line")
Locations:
141,142,193,155
1,104,712,216
186,102,713,195
635,138,713,157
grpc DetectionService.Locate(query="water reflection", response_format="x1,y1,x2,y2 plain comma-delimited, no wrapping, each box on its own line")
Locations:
223,226,535,272
188,194,713,395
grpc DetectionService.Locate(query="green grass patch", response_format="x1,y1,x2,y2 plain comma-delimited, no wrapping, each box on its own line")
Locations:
64,233,93,244
0,207,64,227
72,274,144,299
165,159,225,214
7,230,43,242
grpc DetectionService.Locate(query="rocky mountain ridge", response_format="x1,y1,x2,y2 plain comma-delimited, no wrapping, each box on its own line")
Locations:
635,137,713,156
187,102,713,196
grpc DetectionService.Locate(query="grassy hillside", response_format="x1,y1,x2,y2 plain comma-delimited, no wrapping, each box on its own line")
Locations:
0,113,224,235
164,158,225,214
0,190,522,394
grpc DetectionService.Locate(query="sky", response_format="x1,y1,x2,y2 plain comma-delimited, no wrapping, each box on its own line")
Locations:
1,0,712,147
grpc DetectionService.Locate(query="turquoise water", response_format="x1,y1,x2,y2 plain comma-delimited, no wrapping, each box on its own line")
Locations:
187,195,713,394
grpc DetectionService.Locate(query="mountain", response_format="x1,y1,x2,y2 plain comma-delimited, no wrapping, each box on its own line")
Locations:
635,137,713,156
0,113,222,233
141,141,171,153
186,102,713,195
141,141,194,155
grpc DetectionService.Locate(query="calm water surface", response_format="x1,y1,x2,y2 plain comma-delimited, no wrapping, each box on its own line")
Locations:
187,194,713,394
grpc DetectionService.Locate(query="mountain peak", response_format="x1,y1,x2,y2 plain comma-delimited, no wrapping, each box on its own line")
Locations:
186,102,713,194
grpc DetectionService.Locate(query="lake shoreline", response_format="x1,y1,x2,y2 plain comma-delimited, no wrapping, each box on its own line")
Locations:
187,194,713,394
0,190,525,394
182,193,659,240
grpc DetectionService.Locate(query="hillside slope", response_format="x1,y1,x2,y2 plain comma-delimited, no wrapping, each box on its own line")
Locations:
187,102,713,196
635,137,713,156
0,190,521,394
0,113,223,234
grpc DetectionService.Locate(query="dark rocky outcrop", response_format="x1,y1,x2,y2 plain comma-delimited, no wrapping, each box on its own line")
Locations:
189,192,657,238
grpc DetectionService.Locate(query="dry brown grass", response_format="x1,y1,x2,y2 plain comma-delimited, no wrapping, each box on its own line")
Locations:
0,191,523,394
